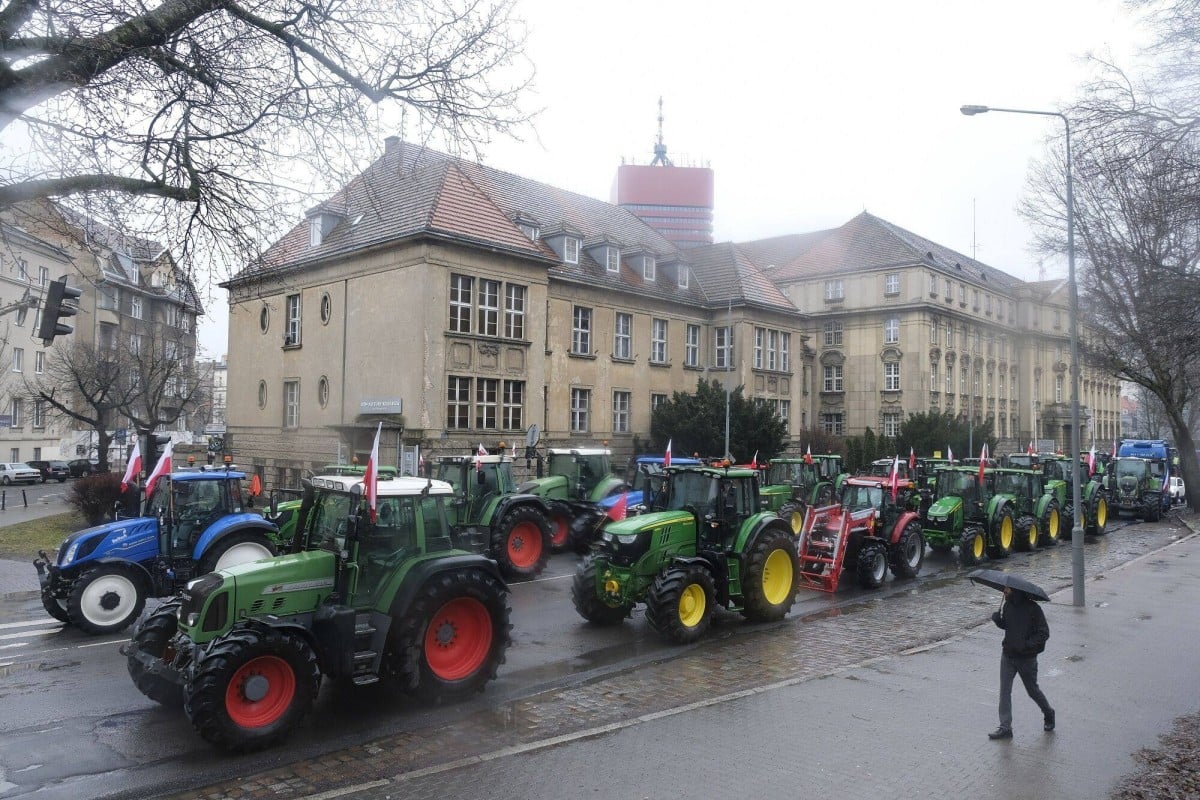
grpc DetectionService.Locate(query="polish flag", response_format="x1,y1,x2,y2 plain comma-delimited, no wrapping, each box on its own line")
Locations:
475,442,487,471
947,445,954,464
804,445,814,465
908,447,916,470
120,438,142,492
1111,440,1118,460
664,439,672,468
144,439,173,497
977,443,989,485
608,491,628,521
1087,446,1096,476
1027,440,1035,456
889,454,901,501
364,422,382,523
750,450,759,469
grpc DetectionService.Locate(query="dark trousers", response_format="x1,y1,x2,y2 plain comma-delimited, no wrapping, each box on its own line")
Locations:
999,652,1053,729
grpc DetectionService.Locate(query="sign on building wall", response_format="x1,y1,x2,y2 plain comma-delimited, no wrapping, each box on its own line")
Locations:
359,398,403,414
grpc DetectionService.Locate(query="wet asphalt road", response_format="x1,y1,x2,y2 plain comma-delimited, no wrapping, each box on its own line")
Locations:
0,514,1167,800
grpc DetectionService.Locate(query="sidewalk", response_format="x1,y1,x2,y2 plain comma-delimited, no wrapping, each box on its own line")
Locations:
316,529,1200,800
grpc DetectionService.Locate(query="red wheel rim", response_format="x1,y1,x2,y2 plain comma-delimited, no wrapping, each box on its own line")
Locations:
424,598,493,681
506,520,544,569
225,655,296,727
549,515,570,548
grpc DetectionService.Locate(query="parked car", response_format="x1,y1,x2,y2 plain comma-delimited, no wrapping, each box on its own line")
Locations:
67,459,101,478
1169,476,1186,505
0,463,42,485
27,460,70,483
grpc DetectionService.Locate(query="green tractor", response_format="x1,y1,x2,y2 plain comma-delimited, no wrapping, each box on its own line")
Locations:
992,467,1062,550
124,474,511,752
764,454,846,534
518,447,624,551
434,454,554,580
922,467,1056,566
1040,455,1109,536
570,465,799,644
1107,457,1165,522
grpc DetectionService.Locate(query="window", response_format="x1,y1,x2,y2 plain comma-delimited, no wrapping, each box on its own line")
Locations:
1053,310,1062,329
929,273,938,296
678,265,689,289
931,362,939,388
947,325,956,350
985,294,993,315
130,334,143,356
1056,374,1064,403
447,377,471,429
958,283,966,304
651,319,668,363
685,324,700,367
502,381,524,430
476,378,498,429
883,413,901,438
974,369,981,397
477,279,500,337
1008,301,1015,323
131,295,143,320
973,330,981,354
17,258,27,281
781,333,791,372
606,247,620,273
38,266,48,287
884,362,900,391
651,393,668,412
823,364,843,392
884,273,900,296
612,391,631,432
11,348,22,372
570,388,591,432
565,237,580,265
504,285,525,339
258,305,269,332
9,398,22,427
946,368,953,394
821,413,844,436
572,307,592,355
824,279,844,301
614,312,632,359
283,381,299,427
999,373,1007,399
884,317,899,345
320,293,332,324
450,274,472,333
823,321,843,348
960,367,968,394
642,256,656,281
944,278,953,299
767,330,779,371
714,327,732,369
774,399,791,433
930,318,939,345
99,287,118,311
285,293,301,346
317,377,329,408
32,400,45,429
972,289,980,310
34,351,43,374
754,328,765,369
257,381,267,409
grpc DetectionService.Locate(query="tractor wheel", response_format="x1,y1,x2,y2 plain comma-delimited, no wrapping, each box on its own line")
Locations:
127,600,185,707
185,626,320,752
741,527,799,622
888,521,925,579
67,564,146,635
856,542,888,589
986,510,1015,559
1039,502,1061,547
547,511,572,552
1142,494,1161,522
386,569,511,702
571,554,631,626
1089,496,1109,535
958,528,986,566
490,506,551,581
198,533,277,576
40,587,69,623
1014,517,1039,552
778,502,805,536
646,565,715,644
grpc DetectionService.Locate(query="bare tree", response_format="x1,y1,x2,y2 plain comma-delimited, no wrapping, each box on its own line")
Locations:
27,340,125,471
0,0,533,279
119,325,207,444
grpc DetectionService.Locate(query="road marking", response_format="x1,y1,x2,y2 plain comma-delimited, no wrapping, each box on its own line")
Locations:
77,639,122,649
0,619,65,631
0,628,58,641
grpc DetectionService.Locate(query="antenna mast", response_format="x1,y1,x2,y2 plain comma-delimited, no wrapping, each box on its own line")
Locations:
650,96,673,167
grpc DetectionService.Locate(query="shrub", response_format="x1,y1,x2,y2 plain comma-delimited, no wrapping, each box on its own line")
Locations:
68,473,126,526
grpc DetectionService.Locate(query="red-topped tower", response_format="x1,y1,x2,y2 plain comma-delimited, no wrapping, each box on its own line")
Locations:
612,99,714,249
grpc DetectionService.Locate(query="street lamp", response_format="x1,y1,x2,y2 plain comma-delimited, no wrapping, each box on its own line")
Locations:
960,103,1085,608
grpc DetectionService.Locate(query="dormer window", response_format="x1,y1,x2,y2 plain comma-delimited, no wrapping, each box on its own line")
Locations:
306,205,344,247
309,218,322,247
678,265,689,289
519,223,539,240
642,256,656,281
606,247,620,273
565,237,580,265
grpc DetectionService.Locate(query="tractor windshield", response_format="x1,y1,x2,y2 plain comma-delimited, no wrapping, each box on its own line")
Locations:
434,462,464,491
766,462,803,486
843,484,883,513
937,471,977,499
1114,459,1149,479
994,472,1027,497
816,458,841,479
306,491,354,552
631,462,666,494
664,472,720,512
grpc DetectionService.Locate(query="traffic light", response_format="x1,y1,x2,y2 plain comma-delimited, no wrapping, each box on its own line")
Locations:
37,279,82,343
143,433,175,475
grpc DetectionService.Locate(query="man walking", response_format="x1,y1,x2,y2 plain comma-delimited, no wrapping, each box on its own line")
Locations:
989,586,1055,739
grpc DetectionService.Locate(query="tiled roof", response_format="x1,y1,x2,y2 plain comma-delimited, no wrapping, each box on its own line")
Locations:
685,242,796,312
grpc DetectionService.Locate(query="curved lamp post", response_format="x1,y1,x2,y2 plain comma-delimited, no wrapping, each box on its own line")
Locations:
960,104,1085,608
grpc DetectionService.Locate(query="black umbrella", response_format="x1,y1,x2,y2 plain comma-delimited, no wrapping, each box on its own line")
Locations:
967,568,1051,602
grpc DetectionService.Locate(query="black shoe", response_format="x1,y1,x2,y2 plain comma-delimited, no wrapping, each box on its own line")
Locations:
988,727,1013,740
1044,711,1056,732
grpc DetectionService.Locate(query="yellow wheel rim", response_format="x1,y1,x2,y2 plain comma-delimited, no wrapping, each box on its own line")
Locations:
678,583,707,628
972,533,985,559
1028,522,1039,549
1047,509,1060,539
761,548,794,605
789,511,804,535
1096,499,1108,528
999,517,1013,549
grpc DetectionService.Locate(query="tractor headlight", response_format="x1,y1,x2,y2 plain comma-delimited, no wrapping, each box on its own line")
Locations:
63,542,80,564
186,612,200,627
614,533,640,544
604,578,620,594
600,531,613,543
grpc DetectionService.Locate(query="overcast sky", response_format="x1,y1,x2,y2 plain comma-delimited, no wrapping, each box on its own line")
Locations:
197,0,1149,359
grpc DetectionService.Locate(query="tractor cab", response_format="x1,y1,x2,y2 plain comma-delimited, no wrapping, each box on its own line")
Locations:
546,448,615,501
657,467,758,545
435,455,514,521
146,474,241,555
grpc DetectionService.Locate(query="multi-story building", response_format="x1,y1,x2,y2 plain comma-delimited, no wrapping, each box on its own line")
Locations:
222,142,1119,487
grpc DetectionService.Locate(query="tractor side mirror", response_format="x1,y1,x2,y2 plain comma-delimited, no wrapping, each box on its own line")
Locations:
477,469,486,485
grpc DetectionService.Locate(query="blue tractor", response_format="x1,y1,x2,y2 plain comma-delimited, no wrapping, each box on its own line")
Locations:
33,470,284,634
597,455,703,515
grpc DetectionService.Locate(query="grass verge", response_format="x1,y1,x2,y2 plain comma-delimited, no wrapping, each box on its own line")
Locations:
0,512,83,561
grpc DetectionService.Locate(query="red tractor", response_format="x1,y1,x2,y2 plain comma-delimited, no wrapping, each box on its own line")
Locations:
796,475,925,590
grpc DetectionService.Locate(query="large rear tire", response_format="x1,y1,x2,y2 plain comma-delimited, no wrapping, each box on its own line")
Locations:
1039,501,1061,547
67,564,146,635
778,502,805,536
1089,496,1109,535
571,554,631,626
888,520,925,579
490,506,551,581
185,626,319,752
958,527,986,566
127,600,185,707
986,510,1015,559
40,587,69,623
741,527,798,622
646,565,715,644
547,510,572,552
386,570,511,702
856,542,888,589
1013,516,1039,552
198,532,277,575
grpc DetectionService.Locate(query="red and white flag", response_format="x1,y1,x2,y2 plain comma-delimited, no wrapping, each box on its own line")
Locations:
144,438,173,497
1027,440,1035,456
977,443,989,485
804,445,814,465
608,491,628,521
664,439,672,468
750,450,759,469
475,442,487,471
1087,446,1096,476
908,447,916,470
947,445,954,464
889,455,901,501
1111,440,1118,460
364,422,382,523
120,438,142,492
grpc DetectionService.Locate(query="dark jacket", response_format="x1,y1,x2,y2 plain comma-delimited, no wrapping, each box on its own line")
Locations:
991,591,1050,658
